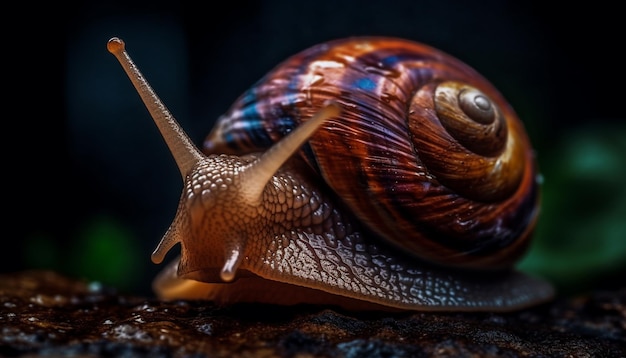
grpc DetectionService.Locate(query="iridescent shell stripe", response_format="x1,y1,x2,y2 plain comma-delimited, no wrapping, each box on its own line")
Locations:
204,37,539,268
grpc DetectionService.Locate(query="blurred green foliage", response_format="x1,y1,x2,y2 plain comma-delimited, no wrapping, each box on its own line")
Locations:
520,122,626,294
25,217,145,294
71,217,145,291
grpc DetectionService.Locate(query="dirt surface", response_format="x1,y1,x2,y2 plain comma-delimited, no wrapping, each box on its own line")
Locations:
1,270,624,357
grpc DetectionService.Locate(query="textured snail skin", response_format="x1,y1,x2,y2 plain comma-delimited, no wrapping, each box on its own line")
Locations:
108,36,554,311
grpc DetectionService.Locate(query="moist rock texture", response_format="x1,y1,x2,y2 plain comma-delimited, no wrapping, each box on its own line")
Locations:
0,270,624,357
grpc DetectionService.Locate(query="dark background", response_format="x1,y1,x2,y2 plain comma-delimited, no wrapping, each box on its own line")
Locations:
6,1,625,298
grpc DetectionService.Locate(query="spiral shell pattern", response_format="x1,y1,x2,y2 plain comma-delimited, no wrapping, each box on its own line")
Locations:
204,37,540,269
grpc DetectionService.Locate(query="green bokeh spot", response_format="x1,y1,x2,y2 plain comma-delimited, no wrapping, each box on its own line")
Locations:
70,215,143,292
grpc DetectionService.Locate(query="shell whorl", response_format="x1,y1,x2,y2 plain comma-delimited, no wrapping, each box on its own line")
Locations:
204,37,540,270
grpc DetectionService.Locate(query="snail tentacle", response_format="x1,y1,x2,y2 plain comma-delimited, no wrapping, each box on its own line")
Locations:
107,38,203,178
151,213,184,265
240,102,341,204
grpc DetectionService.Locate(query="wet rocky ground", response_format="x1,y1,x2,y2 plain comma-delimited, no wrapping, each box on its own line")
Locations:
1,270,624,357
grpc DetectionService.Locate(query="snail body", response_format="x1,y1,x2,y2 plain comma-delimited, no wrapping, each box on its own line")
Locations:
108,36,553,311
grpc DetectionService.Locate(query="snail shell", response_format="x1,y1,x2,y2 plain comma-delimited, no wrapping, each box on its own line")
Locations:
108,36,553,311
205,37,538,270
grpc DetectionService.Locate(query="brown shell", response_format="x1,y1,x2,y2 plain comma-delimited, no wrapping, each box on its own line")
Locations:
203,37,540,269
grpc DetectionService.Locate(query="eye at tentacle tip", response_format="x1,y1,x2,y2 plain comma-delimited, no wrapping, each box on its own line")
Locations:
106,37,125,55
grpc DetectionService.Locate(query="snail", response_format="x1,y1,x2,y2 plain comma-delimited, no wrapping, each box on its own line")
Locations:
107,36,553,312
